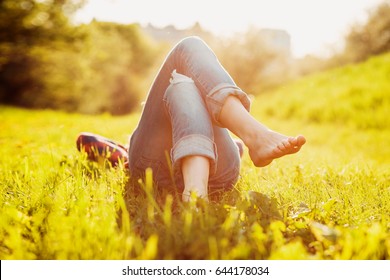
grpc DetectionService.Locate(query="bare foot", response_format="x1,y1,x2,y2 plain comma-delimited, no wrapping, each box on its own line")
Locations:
245,126,306,167
219,96,306,167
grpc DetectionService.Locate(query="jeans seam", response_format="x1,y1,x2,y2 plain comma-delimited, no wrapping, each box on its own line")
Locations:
171,134,216,159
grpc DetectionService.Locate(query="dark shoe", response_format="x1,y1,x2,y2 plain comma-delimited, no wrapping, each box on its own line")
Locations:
76,132,129,168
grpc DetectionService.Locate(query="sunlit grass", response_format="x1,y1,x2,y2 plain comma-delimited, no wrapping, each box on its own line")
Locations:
256,52,390,130
1,53,389,260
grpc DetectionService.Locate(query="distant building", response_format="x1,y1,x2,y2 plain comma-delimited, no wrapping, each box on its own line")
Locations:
142,23,213,44
142,24,291,56
142,24,186,43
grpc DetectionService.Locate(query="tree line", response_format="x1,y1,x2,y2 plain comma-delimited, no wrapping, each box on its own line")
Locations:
1,0,389,115
0,0,162,115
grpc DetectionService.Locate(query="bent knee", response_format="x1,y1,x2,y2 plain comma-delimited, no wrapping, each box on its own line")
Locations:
178,36,205,46
176,36,208,53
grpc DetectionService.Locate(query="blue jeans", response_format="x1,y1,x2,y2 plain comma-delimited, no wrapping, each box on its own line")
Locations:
128,37,251,194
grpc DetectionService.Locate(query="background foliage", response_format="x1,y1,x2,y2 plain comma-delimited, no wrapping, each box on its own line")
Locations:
0,0,162,115
1,0,388,114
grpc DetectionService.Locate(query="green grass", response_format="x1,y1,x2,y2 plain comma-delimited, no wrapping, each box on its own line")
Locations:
1,53,389,260
256,52,390,130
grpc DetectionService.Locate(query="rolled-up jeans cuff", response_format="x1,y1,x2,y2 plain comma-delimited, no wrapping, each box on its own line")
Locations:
206,83,251,126
171,134,217,176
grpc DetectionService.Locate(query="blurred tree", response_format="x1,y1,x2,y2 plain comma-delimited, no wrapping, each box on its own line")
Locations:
20,20,162,115
344,1,390,63
301,2,390,76
74,21,160,115
0,1,161,115
103,23,161,115
214,28,292,94
0,0,85,106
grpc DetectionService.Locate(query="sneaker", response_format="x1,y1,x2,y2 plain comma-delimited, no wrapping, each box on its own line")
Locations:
76,132,129,168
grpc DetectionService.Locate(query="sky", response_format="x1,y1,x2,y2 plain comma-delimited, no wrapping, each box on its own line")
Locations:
74,0,387,58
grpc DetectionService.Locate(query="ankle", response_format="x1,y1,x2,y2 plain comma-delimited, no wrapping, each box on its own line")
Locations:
241,121,269,148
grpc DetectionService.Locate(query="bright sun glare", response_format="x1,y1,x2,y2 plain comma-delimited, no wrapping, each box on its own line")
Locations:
74,0,385,58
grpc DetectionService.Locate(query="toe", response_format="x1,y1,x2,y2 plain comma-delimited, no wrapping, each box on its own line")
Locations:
293,145,302,152
289,135,306,148
297,135,306,146
288,137,298,146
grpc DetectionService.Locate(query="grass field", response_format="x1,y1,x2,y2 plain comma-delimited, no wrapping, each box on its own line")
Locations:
1,53,389,260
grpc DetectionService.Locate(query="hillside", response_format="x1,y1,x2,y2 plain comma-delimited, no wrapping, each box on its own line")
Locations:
254,52,390,130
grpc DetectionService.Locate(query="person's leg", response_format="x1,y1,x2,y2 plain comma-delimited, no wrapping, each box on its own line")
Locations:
219,96,306,167
128,36,247,195
165,75,243,201
168,37,305,170
181,156,210,201
207,126,241,197
163,71,217,200
127,49,174,188
129,36,305,200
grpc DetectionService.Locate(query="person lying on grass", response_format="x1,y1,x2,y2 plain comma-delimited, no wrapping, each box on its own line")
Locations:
77,36,306,202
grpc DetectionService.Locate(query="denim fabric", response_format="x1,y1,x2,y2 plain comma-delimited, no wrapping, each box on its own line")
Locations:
128,36,251,192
